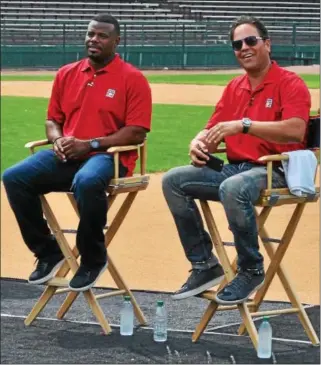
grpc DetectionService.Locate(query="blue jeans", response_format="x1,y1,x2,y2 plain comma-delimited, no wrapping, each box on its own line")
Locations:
162,163,286,271
2,149,127,268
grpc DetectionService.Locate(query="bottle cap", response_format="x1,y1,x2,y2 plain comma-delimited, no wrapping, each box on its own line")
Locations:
263,316,269,321
124,296,131,301
157,300,164,306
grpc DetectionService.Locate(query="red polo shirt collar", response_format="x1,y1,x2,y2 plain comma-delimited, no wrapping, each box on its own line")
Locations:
80,53,122,74
239,61,281,91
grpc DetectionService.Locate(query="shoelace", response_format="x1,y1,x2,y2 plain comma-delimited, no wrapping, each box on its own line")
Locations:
226,271,253,291
35,259,47,270
182,268,201,287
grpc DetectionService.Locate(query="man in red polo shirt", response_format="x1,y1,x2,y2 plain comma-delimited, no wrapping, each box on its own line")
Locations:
162,16,310,304
3,14,152,291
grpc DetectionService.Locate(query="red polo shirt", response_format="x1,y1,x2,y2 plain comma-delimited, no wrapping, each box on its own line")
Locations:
206,61,311,163
47,54,152,175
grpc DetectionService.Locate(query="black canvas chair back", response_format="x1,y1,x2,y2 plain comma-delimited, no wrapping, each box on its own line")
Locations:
307,115,320,149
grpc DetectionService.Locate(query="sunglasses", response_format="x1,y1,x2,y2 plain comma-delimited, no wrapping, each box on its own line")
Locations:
231,36,266,51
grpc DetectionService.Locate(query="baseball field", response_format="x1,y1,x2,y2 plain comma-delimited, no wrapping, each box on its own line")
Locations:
1,65,320,305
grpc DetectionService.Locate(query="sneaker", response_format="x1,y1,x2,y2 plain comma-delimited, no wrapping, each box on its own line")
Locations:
28,253,64,285
68,262,108,292
215,269,265,305
172,264,225,300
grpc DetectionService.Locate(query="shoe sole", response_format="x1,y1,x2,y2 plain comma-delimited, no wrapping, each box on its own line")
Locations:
68,262,108,292
172,274,225,300
214,280,265,305
28,258,65,285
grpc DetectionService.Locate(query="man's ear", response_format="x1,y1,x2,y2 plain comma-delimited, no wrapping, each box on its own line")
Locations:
264,39,271,54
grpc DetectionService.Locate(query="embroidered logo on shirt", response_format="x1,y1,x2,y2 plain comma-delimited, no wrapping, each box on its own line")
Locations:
106,89,116,98
265,98,273,108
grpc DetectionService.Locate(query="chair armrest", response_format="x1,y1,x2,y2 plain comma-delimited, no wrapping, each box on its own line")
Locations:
106,143,144,153
216,146,227,153
25,139,50,154
108,142,147,179
258,154,289,162
24,139,147,180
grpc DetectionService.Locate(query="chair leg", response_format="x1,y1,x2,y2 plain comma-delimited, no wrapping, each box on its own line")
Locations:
195,203,267,348
83,290,112,334
24,286,58,326
200,201,235,281
108,257,147,325
56,292,80,319
192,301,219,342
238,204,303,335
105,192,138,248
238,204,319,345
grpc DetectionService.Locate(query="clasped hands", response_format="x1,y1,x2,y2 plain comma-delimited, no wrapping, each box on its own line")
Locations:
189,120,242,167
53,136,90,162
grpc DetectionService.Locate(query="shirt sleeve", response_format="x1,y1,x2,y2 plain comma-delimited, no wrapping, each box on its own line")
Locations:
47,70,65,124
125,72,152,131
205,82,233,129
280,74,311,122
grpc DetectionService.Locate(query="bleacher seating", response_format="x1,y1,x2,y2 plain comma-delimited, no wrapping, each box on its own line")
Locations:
1,0,320,46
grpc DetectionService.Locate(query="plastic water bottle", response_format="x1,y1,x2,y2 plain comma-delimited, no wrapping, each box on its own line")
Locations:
153,300,167,342
257,316,272,358
120,296,134,336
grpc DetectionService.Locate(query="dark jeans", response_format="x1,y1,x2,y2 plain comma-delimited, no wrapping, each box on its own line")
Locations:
162,163,286,271
2,149,127,268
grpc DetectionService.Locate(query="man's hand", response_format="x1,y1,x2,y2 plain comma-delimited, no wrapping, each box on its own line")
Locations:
205,121,242,144
53,137,67,161
60,137,91,160
189,139,210,167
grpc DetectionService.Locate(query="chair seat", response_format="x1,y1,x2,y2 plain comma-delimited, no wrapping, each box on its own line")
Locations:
257,187,320,206
107,175,150,195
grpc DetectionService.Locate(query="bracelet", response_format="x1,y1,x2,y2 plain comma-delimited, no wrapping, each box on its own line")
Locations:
53,136,63,145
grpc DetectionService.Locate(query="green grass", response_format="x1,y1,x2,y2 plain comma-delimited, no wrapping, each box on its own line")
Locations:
1,73,320,88
1,96,318,175
1,96,216,174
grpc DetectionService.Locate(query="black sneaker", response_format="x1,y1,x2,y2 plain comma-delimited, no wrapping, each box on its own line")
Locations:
215,269,265,305
28,253,64,285
172,264,225,300
68,262,108,292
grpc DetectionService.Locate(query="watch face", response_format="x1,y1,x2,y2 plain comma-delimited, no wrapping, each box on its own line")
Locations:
243,118,251,127
91,139,100,149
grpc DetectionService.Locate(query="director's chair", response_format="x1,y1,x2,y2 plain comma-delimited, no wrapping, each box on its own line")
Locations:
23,140,149,334
192,115,320,349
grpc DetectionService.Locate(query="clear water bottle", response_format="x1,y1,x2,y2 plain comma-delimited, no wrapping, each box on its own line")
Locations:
153,300,167,342
257,316,272,358
120,296,134,336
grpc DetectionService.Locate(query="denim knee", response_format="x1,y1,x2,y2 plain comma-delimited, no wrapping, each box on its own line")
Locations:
72,172,105,197
162,166,183,194
219,175,243,203
2,166,18,191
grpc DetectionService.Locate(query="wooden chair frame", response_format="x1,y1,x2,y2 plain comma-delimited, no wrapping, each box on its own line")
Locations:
192,146,320,349
23,139,149,334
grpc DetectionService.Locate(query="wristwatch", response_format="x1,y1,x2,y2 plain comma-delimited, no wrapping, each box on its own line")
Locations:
90,138,100,150
242,118,252,134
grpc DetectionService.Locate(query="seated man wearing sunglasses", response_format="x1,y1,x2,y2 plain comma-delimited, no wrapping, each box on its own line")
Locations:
162,15,311,304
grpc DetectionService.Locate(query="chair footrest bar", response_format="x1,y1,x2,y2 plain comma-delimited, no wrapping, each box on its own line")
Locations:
55,288,72,294
46,278,70,287
61,229,77,234
199,291,217,300
95,289,127,300
251,308,300,317
62,226,108,234
222,241,235,246
261,237,282,243
216,302,256,311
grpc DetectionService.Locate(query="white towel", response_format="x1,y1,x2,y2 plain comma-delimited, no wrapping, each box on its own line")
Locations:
281,150,317,197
